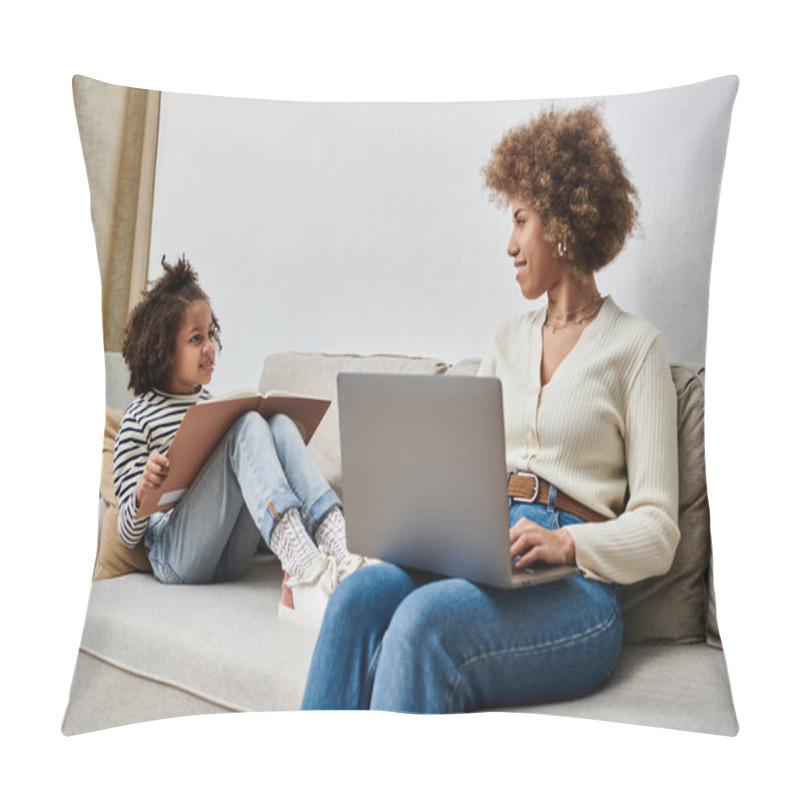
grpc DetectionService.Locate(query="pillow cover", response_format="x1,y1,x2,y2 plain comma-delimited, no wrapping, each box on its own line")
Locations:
65,74,739,737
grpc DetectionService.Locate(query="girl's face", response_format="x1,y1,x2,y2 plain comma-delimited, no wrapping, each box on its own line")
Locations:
167,300,216,394
507,197,565,300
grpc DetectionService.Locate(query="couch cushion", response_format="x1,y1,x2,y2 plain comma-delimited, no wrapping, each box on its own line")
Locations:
66,556,737,736
74,554,316,716
93,407,152,581
620,366,710,644
447,357,482,375
514,642,737,735
62,650,227,734
258,352,449,498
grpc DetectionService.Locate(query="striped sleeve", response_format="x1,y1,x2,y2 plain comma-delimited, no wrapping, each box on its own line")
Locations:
113,401,152,548
113,389,210,548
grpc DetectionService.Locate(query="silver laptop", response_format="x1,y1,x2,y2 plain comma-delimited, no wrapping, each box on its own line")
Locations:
337,372,580,589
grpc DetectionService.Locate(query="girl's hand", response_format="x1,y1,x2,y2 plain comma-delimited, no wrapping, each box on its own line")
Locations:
135,451,170,507
509,518,576,569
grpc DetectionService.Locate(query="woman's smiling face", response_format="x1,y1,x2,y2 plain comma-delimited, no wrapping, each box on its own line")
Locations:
507,198,565,300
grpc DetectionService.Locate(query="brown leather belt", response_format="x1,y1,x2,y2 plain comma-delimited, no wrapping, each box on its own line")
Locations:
507,472,609,524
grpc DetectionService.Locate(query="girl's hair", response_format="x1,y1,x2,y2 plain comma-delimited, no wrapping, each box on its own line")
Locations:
122,255,221,395
482,104,638,274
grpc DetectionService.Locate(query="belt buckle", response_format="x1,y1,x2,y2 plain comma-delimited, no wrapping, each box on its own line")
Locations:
510,470,539,504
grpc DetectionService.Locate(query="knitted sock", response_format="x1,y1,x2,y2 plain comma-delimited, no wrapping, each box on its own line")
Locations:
315,507,349,563
269,508,320,576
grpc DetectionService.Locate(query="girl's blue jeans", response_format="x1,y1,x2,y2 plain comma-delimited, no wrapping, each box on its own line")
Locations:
145,412,340,584
301,498,623,713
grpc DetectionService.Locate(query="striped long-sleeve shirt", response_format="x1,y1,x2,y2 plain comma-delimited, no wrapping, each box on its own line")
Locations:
113,387,211,548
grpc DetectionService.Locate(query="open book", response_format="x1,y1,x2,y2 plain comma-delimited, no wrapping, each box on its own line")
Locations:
135,389,331,518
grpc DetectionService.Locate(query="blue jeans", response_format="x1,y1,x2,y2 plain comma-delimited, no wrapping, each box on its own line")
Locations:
145,412,340,584
301,499,623,712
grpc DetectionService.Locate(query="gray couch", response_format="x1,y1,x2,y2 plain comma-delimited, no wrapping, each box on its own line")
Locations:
62,351,738,736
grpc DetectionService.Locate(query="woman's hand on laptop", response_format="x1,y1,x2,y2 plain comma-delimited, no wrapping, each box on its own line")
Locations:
509,519,576,569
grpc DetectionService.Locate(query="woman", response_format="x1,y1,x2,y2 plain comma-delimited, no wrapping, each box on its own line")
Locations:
301,104,680,712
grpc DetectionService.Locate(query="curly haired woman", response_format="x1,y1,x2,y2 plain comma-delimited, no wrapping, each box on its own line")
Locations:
301,105,680,712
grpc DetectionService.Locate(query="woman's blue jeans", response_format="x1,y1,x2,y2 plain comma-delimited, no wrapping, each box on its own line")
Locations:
145,412,340,584
301,499,623,713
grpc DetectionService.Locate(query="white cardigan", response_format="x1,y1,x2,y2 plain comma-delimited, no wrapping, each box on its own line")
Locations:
478,297,680,584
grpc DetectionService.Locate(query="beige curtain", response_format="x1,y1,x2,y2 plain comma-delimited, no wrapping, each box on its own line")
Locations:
73,75,160,352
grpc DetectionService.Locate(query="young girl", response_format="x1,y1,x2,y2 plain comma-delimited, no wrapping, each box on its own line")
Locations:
114,255,365,628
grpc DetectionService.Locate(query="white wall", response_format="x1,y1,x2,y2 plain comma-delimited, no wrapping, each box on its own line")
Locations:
149,77,736,393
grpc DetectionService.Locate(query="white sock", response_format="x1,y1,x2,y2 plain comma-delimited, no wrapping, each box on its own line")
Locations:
315,507,349,563
269,508,320,576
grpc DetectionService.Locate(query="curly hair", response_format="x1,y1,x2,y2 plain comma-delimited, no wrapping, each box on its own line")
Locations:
482,104,638,274
122,255,222,395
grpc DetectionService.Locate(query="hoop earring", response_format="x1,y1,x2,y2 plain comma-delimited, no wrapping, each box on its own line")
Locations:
557,241,567,258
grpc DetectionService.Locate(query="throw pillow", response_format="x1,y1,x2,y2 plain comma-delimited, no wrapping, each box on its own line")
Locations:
65,74,739,737
92,407,152,580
